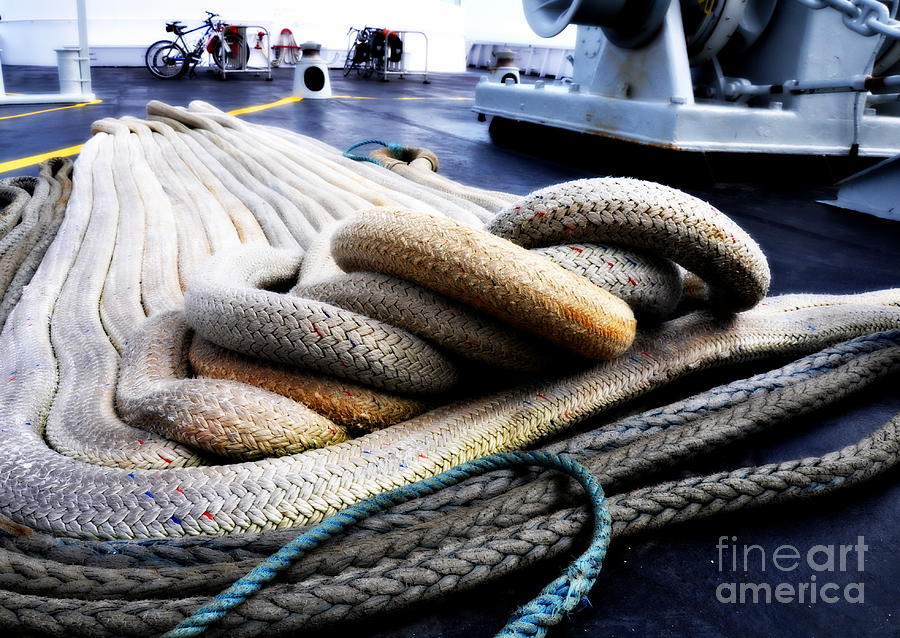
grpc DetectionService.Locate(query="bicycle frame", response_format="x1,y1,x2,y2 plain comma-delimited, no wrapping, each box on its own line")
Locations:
172,21,219,62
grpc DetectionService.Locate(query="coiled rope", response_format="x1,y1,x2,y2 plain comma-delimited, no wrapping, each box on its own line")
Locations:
0,100,897,636
0,331,896,635
342,138,403,165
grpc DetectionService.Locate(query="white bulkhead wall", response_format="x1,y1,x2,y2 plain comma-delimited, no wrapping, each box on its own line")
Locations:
0,0,469,72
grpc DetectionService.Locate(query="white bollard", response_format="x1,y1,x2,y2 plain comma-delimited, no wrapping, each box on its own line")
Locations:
293,42,332,99
490,49,520,85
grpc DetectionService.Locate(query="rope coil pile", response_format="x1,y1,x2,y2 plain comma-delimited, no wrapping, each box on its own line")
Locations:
0,99,897,636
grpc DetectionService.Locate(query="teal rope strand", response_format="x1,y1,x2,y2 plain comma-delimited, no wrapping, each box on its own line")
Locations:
342,138,403,165
163,450,611,638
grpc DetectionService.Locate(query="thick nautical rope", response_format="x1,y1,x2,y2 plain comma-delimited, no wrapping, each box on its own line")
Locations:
364,142,518,211
162,451,612,638
169,161,775,460
0,159,73,328
0,182,29,240
183,246,463,395
1,104,899,539
0,103,893,636
188,334,429,432
0,332,897,636
3,327,897,561
486,178,771,312
0,159,73,327
0,107,898,635
182,184,772,403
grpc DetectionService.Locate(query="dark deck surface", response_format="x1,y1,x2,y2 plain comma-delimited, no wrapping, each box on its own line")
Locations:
2,66,899,638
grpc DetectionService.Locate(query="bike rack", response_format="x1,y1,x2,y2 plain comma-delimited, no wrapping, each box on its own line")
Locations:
379,30,430,83
217,25,272,81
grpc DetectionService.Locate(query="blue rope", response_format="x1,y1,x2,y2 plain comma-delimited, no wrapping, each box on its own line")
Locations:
163,450,611,638
342,138,404,165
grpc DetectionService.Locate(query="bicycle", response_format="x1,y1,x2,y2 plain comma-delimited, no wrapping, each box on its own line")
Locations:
343,26,375,79
343,27,404,81
145,10,249,80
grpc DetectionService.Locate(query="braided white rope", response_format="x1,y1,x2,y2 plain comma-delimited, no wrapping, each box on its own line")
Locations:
0,102,897,544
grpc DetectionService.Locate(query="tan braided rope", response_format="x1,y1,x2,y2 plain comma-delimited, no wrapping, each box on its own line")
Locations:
5,278,900,539
329,208,637,360
189,334,428,431
293,271,560,371
0,100,896,551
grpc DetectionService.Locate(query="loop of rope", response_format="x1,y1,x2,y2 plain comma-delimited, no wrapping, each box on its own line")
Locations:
162,450,611,638
342,138,404,165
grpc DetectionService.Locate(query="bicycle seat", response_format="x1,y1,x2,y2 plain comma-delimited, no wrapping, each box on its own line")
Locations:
165,21,185,34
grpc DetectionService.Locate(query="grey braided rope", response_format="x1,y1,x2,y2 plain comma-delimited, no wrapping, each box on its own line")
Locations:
0,332,896,636
0,182,30,241
183,246,460,395
0,160,73,328
486,178,771,312
0,159,73,327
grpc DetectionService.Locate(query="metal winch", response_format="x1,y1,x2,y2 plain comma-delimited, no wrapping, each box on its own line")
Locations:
474,0,900,156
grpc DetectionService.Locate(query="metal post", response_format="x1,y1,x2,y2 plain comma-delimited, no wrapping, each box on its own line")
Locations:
76,0,93,96
0,50,6,95
0,0,95,104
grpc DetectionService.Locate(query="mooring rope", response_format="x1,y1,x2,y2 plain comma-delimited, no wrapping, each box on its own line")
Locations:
342,138,402,165
0,332,895,636
0,158,72,328
0,100,896,637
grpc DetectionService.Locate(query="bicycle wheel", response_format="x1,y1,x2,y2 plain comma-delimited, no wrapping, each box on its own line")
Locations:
343,45,357,77
145,40,188,79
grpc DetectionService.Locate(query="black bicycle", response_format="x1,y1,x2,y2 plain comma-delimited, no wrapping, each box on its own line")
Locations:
145,11,248,80
343,27,402,80
343,27,375,79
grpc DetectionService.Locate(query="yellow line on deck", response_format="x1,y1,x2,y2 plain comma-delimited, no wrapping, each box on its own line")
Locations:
0,145,85,174
0,95,305,174
0,92,470,174
226,96,303,116
0,99,103,121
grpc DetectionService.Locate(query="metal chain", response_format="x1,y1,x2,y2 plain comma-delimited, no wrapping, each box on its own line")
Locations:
793,0,900,38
